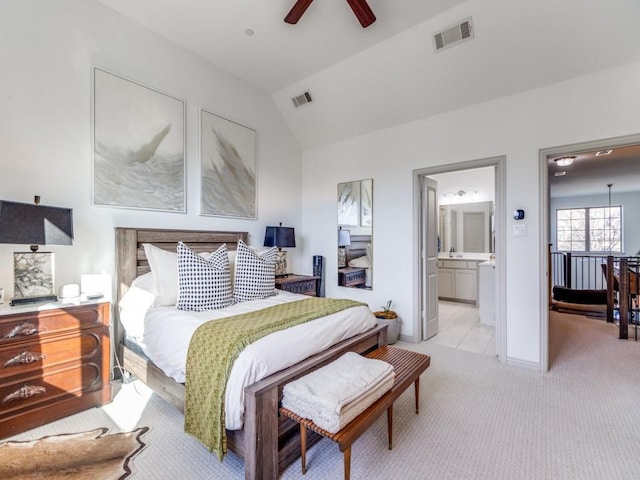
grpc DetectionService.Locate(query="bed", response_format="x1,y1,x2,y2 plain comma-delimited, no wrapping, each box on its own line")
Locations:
113,227,386,480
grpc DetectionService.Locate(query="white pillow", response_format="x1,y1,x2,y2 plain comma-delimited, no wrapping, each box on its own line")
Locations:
118,272,156,340
228,249,238,284
143,242,237,306
143,243,178,306
176,242,233,311
348,255,371,268
233,239,277,302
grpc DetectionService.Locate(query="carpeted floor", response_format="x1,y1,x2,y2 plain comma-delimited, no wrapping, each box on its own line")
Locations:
5,311,640,479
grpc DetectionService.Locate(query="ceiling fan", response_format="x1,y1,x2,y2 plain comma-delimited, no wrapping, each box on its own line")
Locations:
284,0,376,28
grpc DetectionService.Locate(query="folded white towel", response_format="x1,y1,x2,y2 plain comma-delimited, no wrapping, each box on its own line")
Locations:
282,352,395,433
307,372,395,433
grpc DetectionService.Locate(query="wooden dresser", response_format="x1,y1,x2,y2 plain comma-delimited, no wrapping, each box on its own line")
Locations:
0,300,111,439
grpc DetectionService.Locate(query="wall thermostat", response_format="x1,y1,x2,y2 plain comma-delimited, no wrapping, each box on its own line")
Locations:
513,209,525,220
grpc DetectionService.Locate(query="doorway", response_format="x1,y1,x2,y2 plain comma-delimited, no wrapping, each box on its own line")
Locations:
539,133,640,371
413,156,506,362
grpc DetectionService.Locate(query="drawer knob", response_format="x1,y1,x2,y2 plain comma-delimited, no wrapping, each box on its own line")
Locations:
2,384,47,404
3,351,46,368
3,322,39,339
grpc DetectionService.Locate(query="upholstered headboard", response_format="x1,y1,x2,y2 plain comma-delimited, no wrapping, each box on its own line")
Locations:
114,227,248,348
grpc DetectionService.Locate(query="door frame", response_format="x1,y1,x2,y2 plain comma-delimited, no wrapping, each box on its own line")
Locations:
538,132,640,371
412,156,506,362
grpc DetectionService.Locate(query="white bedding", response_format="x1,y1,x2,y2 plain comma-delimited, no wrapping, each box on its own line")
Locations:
119,274,377,430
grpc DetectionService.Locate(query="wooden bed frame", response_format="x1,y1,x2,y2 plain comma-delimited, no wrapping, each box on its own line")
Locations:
114,227,386,480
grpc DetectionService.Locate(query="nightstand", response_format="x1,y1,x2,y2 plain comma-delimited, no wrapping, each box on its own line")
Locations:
338,267,367,287
0,299,112,439
275,274,320,297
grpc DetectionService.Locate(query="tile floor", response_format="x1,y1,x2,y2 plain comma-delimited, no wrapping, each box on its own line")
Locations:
426,300,496,356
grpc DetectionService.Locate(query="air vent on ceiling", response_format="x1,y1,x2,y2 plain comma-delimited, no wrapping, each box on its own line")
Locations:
433,17,474,52
291,91,313,108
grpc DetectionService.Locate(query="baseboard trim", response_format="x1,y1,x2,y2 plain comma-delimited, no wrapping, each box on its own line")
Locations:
398,333,415,343
506,356,540,371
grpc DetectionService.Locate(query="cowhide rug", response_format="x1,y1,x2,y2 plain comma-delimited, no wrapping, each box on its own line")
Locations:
0,427,149,480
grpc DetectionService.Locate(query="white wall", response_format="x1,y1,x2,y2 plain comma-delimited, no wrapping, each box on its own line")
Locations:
0,0,302,299
301,61,640,366
550,191,640,255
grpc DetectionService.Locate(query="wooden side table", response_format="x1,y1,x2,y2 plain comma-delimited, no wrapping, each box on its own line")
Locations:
275,274,320,296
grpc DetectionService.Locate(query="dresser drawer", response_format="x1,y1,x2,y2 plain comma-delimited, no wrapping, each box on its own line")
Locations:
0,303,108,345
0,362,105,417
0,328,106,381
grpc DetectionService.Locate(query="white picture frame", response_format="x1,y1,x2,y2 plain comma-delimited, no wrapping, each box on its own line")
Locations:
92,67,186,212
200,109,257,219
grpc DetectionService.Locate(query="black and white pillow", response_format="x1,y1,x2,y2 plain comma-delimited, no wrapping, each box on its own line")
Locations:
233,239,277,302
176,242,233,311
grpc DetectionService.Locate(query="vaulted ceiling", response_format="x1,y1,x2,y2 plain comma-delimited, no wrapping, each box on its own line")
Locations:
97,0,640,190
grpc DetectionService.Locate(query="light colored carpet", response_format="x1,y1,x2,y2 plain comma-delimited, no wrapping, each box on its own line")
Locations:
6,311,640,479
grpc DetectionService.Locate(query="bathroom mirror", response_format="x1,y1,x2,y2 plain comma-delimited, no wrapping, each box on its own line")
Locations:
337,179,373,289
438,201,494,254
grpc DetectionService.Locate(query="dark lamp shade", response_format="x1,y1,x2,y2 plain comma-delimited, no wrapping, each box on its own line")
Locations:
338,229,351,247
264,226,296,248
0,200,74,246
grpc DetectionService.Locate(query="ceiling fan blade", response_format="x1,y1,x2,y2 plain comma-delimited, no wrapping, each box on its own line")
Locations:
345,0,376,28
284,0,315,24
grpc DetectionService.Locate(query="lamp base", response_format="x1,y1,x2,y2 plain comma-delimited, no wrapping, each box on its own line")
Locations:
338,247,347,268
14,251,55,300
275,250,288,277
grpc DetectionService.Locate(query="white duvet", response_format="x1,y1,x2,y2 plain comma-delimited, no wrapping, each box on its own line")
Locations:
119,274,377,430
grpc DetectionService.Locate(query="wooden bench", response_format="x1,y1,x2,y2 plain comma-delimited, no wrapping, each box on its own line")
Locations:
279,345,431,480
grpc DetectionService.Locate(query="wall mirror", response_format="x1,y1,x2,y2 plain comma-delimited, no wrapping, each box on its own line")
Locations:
438,201,494,254
337,179,373,289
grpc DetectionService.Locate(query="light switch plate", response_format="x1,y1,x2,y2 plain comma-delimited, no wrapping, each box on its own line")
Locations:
512,224,527,237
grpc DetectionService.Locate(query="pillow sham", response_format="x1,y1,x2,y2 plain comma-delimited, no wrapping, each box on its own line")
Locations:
143,242,238,306
348,255,371,269
233,239,277,302
143,243,178,306
176,242,233,311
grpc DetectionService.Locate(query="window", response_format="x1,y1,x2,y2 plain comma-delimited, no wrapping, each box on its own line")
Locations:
556,206,622,252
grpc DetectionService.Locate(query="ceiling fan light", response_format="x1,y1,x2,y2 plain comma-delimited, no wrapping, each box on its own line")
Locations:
554,156,575,167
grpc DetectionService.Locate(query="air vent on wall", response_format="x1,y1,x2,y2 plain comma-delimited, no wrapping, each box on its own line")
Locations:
433,17,474,52
291,91,313,108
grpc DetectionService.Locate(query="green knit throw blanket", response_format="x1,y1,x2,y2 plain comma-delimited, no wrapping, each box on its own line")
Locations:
183,297,365,460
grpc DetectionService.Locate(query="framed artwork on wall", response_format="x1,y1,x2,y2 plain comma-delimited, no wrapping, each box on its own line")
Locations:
200,109,257,219
360,178,373,227
92,67,186,212
337,180,360,227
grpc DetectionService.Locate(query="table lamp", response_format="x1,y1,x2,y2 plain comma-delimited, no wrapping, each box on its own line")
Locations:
264,223,296,277
0,196,74,304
